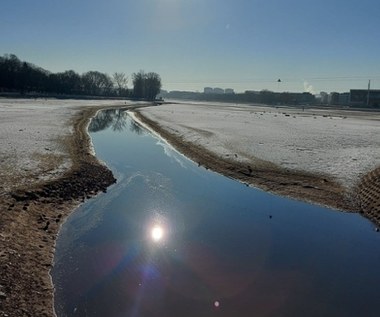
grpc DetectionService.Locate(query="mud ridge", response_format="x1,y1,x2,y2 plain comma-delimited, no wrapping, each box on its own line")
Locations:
134,111,367,216
0,108,116,317
357,167,380,227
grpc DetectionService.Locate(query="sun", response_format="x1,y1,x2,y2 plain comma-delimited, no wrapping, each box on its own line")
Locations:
151,225,164,242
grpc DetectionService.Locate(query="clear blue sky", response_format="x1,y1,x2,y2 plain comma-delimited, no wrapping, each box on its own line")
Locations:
1,0,380,93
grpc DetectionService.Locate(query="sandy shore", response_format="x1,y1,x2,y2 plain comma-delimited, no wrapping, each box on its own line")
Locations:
1,99,379,316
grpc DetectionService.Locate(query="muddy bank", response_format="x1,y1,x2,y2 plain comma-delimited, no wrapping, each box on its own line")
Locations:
134,111,380,227
357,167,380,226
0,108,117,317
1,104,378,317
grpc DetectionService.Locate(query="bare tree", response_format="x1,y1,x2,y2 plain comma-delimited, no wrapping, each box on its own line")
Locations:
82,71,113,95
145,72,162,101
132,70,161,100
113,72,128,96
132,70,145,99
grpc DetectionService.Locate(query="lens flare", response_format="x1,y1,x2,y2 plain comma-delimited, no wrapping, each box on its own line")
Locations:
151,226,164,242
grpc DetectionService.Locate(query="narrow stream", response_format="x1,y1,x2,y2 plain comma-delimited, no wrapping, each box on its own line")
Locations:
53,109,380,317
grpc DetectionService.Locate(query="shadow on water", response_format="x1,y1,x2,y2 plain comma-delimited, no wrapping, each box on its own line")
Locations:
53,110,380,317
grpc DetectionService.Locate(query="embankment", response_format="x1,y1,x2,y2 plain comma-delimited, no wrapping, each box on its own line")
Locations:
0,108,116,316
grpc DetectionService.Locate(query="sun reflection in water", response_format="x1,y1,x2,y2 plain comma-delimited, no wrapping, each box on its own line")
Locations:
151,225,164,242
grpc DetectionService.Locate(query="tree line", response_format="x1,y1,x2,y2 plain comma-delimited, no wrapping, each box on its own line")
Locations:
0,54,161,100
161,89,316,105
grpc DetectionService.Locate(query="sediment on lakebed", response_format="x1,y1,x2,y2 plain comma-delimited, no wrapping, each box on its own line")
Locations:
0,108,116,317
357,167,380,227
1,103,379,317
134,110,380,228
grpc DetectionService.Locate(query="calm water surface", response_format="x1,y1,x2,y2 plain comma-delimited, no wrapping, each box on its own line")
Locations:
53,109,380,317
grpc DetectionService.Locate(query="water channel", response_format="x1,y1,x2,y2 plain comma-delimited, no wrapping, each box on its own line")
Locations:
53,109,380,317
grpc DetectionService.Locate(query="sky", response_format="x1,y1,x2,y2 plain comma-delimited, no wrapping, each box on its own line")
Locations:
1,0,380,93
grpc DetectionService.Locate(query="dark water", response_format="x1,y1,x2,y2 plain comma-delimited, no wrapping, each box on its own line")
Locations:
53,109,380,317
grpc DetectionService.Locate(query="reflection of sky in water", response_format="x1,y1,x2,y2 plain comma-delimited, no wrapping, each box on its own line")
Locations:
156,138,188,169
52,111,380,317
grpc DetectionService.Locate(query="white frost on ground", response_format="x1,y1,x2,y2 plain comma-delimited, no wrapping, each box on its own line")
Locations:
0,98,130,193
140,102,380,188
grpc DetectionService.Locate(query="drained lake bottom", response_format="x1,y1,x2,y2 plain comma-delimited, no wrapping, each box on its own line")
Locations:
52,109,380,317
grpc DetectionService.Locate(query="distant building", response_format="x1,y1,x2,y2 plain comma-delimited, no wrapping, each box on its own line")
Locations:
320,91,329,104
204,87,213,94
350,89,380,107
328,92,339,105
225,88,234,94
213,88,224,94
338,92,350,105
